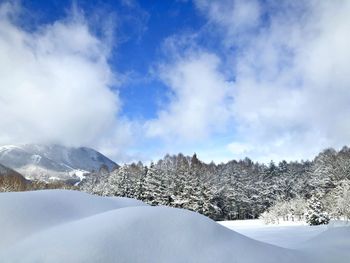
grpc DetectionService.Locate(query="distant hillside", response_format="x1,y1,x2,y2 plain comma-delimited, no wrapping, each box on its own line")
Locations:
0,144,118,183
0,163,27,191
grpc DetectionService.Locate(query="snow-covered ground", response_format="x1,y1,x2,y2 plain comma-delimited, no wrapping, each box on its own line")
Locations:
0,190,349,263
219,219,326,248
219,219,350,262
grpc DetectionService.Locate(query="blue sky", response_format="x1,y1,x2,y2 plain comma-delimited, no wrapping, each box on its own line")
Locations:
23,0,211,123
20,0,203,119
0,0,350,163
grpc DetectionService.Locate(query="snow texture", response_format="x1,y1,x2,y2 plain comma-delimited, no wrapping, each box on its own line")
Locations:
0,190,349,263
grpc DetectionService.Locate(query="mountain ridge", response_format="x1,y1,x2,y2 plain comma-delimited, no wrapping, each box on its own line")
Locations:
0,162,28,191
0,144,118,182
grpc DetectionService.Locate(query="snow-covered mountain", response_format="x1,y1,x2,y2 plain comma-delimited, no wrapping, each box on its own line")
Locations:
0,163,28,191
0,144,118,182
0,163,23,177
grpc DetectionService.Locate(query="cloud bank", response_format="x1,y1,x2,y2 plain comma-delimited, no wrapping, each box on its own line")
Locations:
0,2,133,160
1,0,350,164
147,0,350,162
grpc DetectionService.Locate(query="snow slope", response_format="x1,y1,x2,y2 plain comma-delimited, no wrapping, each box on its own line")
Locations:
0,190,349,263
0,144,117,182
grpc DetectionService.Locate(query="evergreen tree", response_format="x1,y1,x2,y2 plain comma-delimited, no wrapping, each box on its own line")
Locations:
305,194,330,225
80,146,350,221
143,162,170,205
106,165,133,197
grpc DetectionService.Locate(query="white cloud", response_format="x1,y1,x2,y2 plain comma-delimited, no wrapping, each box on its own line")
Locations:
229,0,350,161
146,51,233,141
195,0,261,40
227,142,252,155
150,0,350,162
0,3,132,160
2,0,350,164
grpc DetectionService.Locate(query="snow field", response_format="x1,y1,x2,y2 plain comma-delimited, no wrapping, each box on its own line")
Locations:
0,190,349,263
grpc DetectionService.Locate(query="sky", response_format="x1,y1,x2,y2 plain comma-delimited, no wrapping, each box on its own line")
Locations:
0,0,350,164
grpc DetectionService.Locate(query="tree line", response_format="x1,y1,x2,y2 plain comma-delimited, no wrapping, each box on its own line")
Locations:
80,146,350,221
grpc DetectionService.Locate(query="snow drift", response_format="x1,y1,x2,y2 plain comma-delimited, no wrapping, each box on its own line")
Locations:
0,190,145,249
0,190,349,263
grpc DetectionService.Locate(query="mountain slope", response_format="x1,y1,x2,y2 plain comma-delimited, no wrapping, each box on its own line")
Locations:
0,163,28,191
0,144,117,182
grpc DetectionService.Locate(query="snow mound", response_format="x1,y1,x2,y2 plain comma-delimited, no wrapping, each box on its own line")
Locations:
0,190,146,248
1,190,347,263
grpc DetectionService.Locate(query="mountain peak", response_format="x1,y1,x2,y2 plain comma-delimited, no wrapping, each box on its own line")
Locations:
0,144,118,182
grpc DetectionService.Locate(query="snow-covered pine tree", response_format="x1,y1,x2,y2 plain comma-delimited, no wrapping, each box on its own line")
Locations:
168,154,191,208
80,167,110,195
106,165,133,197
305,194,330,225
134,165,147,200
143,162,170,205
183,154,217,216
